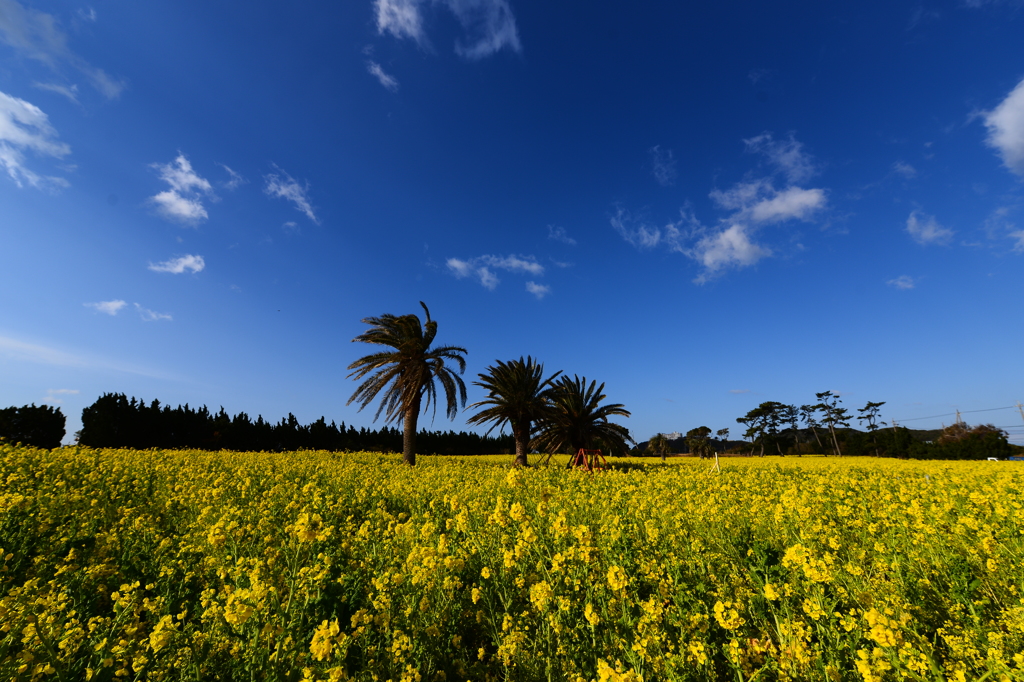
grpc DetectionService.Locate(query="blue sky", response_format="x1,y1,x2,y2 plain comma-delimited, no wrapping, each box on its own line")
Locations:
2,0,1023,446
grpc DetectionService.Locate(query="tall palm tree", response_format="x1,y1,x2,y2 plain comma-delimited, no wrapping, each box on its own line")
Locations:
466,356,561,467
531,375,634,458
347,302,467,466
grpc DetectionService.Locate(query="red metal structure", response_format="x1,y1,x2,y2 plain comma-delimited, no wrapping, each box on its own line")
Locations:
568,448,606,471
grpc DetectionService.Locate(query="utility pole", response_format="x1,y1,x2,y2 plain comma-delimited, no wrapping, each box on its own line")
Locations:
1017,401,1024,424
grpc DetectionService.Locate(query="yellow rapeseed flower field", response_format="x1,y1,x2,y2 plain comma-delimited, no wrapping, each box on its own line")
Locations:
1,444,1022,681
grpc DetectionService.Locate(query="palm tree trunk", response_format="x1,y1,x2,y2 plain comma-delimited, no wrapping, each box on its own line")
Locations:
513,419,529,467
403,395,421,466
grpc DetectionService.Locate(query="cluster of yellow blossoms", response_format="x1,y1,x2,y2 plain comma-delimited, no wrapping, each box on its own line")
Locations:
1,444,1022,681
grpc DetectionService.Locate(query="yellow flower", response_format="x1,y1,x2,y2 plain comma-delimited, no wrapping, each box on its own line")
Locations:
584,603,600,626
148,615,175,652
529,581,553,611
607,565,628,591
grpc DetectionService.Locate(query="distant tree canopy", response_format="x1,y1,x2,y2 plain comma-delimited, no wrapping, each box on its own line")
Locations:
78,393,512,455
0,404,66,449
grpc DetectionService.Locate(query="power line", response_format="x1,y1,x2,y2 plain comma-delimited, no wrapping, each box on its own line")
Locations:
894,405,1015,423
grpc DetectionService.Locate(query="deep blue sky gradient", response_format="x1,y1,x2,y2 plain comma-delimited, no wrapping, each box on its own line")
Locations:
2,0,1023,444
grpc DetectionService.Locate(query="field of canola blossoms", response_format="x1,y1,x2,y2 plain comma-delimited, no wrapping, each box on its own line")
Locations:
0,445,1022,682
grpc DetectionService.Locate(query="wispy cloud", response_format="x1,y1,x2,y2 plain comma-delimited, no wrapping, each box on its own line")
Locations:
32,81,79,104
0,90,71,189
367,61,399,92
148,254,205,274
374,0,521,59
44,388,78,404
77,7,96,22
983,76,1024,178
0,334,176,379
84,299,126,315
149,154,214,225
282,221,300,235
649,145,677,186
1010,230,1024,252
449,0,521,59
134,303,172,322
610,208,687,251
906,210,954,245
614,132,827,283
219,163,246,190
547,224,576,245
264,166,319,223
374,0,427,45
744,132,817,184
892,161,917,178
525,281,550,299
887,275,916,290
0,0,124,98
729,389,751,394
446,254,544,290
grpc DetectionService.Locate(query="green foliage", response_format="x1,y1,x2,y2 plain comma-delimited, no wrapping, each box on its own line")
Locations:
531,375,634,456
685,426,714,459
646,433,670,460
0,404,65,449
347,302,467,465
912,423,1013,461
78,392,512,454
467,356,561,467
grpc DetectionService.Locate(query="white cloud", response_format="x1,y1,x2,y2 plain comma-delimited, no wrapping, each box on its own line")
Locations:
649,145,677,186
282,221,300,235
85,299,126,315
264,167,319,223
374,0,521,59
219,163,246,190
367,61,399,92
547,224,576,245
149,154,214,225
892,161,917,178
32,81,79,104
525,281,550,299
0,0,124,98
0,90,70,189
134,303,172,322
906,210,954,245
486,254,543,275
983,77,1024,178
744,132,817,184
374,0,426,44
446,254,543,289
615,133,826,283
689,223,772,283
747,186,827,223
887,275,916,290
77,7,96,22
148,254,205,274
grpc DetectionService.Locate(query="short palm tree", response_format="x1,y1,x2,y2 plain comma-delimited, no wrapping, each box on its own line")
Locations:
531,375,634,458
466,356,561,467
347,302,467,466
